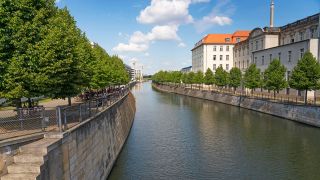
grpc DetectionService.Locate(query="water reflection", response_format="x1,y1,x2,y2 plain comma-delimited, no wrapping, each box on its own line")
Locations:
109,82,320,180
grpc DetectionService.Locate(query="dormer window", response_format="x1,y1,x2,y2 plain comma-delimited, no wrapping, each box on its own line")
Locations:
236,38,241,43
225,38,231,42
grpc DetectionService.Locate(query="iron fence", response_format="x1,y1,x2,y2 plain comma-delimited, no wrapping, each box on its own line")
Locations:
0,86,130,140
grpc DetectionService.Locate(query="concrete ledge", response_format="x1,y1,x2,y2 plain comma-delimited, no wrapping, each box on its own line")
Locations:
0,133,44,148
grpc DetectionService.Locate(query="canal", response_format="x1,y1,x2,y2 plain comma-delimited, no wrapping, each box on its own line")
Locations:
109,82,320,179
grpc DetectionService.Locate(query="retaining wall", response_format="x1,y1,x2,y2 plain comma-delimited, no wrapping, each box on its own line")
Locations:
153,84,320,127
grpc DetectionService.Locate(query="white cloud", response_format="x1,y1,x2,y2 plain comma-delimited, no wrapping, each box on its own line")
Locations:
113,25,180,53
195,0,235,32
112,43,148,52
178,42,186,47
137,0,194,26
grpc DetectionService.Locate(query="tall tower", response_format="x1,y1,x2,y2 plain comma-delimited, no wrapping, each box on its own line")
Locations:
270,0,275,27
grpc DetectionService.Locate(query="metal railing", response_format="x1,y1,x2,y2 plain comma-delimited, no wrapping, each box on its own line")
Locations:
56,88,129,132
159,82,320,106
0,86,131,140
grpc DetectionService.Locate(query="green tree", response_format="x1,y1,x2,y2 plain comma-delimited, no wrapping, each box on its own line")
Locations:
215,66,229,89
187,72,195,89
289,52,320,104
204,68,215,90
244,64,262,93
37,8,86,105
0,0,57,107
264,59,288,98
229,67,242,93
194,71,204,89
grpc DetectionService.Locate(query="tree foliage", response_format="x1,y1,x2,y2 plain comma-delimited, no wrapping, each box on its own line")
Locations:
204,68,215,85
0,1,130,107
244,64,262,91
214,66,229,88
229,67,242,91
289,52,320,103
263,59,287,96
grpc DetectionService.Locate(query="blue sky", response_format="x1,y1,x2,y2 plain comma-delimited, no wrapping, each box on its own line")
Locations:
56,0,320,75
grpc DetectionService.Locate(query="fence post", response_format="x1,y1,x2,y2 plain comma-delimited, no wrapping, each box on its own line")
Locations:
56,107,62,132
64,109,67,131
79,104,82,122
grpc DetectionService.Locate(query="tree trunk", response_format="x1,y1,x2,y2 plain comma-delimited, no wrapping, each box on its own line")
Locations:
68,97,72,106
304,90,308,104
27,98,32,108
274,90,276,99
14,98,22,109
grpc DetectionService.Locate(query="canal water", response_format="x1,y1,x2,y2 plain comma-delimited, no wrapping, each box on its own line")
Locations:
109,82,320,180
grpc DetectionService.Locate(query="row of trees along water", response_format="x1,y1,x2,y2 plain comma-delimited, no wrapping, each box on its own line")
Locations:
0,0,129,108
152,52,320,104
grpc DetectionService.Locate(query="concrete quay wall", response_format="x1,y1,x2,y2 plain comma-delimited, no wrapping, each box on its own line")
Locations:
153,84,320,127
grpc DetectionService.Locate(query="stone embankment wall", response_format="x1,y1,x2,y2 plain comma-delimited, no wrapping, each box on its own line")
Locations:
153,84,320,127
44,92,136,179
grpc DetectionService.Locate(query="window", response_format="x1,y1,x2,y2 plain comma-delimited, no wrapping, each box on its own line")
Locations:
247,60,249,68
213,46,216,51
255,41,258,50
236,38,241,43
226,46,229,51
225,38,230,42
239,49,241,57
300,48,304,58
278,52,281,62
262,56,264,65
254,57,257,64
219,64,222,67
239,62,241,68
310,28,316,38
226,55,229,61
213,55,216,60
269,54,273,62
261,39,264,49
251,42,253,50
288,51,291,62
243,48,245,56
242,61,244,69
213,64,216,70
247,45,250,55
299,31,304,41
220,46,223,51
220,55,223,61
290,35,294,43
226,64,229,71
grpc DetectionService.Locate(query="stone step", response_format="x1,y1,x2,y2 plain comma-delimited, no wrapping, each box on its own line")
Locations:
19,138,59,155
13,154,45,164
7,163,42,174
0,173,39,180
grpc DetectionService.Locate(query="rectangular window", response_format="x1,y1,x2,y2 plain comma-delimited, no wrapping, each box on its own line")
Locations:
288,51,292,62
254,57,257,64
213,55,216,60
262,56,264,65
220,55,223,61
213,46,216,51
261,39,264,49
236,38,241,43
220,46,223,51
291,35,294,43
239,49,241,57
300,48,304,58
247,60,249,68
213,64,216,70
269,54,273,62
219,64,223,68
251,42,253,50
226,64,229,71
225,38,230,42
255,41,258,50
226,55,229,61
299,32,304,41
311,28,316,38
226,46,229,51
278,52,281,61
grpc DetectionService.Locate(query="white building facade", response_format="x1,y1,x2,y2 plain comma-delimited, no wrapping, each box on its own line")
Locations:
192,31,250,73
